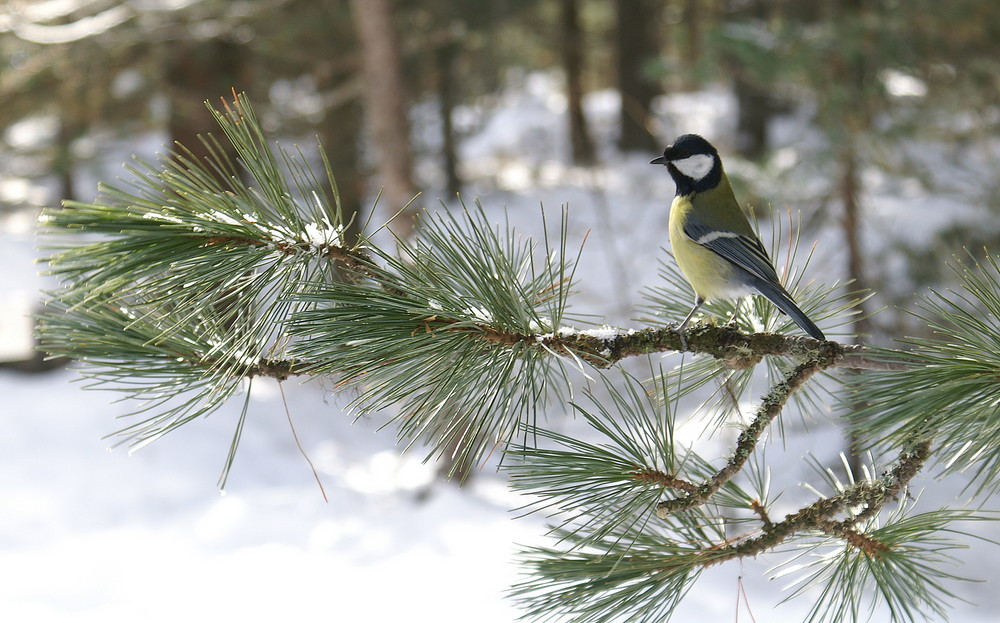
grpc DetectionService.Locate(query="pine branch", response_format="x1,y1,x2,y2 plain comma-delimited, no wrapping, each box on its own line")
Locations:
692,436,932,567
507,322,984,622
38,92,368,482
239,326,913,382
530,323,911,370
509,362,980,623
36,91,1000,622
847,253,1000,496
656,355,825,517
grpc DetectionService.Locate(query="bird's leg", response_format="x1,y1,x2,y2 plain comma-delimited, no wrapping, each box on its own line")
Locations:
726,298,743,331
677,297,705,350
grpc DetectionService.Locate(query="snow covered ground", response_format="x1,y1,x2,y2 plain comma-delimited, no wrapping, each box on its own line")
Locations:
0,368,542,621
2,72,999,621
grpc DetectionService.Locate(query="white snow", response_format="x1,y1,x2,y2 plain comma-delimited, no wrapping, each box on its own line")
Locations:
143,211,183,224
0,291,34,360
7,5,133,45
302,220,343,248
463,305,493,323
881,68,929,98
0,368,549,621
578,325,620,341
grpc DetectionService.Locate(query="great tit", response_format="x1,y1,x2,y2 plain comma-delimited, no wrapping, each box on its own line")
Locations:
650,134,825,342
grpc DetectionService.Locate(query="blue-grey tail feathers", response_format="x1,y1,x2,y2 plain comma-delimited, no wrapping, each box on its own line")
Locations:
751,278,826,341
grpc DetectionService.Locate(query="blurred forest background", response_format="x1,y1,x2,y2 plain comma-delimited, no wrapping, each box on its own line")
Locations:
3,0,1000,358
4,2,1000,620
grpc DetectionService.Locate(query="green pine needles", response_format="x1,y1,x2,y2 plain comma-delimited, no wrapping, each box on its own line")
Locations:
38,94,1000,621
288,204,581,468
40,95,352,483
847,253,1000,496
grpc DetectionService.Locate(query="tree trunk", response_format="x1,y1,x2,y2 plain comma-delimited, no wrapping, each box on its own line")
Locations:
55,115,80,202
840,139,871,478
682,0,702,87
840,143,869,338
560,0,595,165
319,97,366,249
615,0,660,152
725,0,777,158
350,0,420,239
833,0,872,478
165,38,249,182
733,77,772,159
437,41,461,196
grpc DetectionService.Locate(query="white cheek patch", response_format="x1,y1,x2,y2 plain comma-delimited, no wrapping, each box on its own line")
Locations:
672,154,715,180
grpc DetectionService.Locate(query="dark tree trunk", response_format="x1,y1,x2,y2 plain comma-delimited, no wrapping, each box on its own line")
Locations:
682,0,702,85
319,97,366,249
727,0,776,158
840,139,871,478
560,0,595,164
437,41,461,196
832,0,873,478
351,0,420,239
615,0,660,152
165,37,249,182
55,115,80,202
733,77,772,159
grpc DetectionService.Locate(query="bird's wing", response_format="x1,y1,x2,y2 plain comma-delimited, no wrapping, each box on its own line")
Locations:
683,212,782,285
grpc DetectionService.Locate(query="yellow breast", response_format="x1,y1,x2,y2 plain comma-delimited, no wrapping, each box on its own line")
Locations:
668,195,739,301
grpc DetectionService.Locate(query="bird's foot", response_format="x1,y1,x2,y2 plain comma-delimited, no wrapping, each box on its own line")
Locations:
675,325,689,351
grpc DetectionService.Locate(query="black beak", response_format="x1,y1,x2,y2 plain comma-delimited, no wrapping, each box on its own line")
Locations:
650,155,668,165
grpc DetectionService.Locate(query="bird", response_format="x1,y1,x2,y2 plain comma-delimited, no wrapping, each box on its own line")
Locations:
650,133,825,343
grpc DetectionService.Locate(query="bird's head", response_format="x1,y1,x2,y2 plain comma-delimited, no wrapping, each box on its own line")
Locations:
650,134,722,194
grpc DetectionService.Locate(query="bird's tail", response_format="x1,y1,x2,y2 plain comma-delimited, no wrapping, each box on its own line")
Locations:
752,279,825,341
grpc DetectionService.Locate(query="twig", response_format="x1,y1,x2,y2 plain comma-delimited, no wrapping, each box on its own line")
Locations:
749,499,772,527
630,467,699,493
656,357,824,518
688,435,933,568
279,381,328,503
